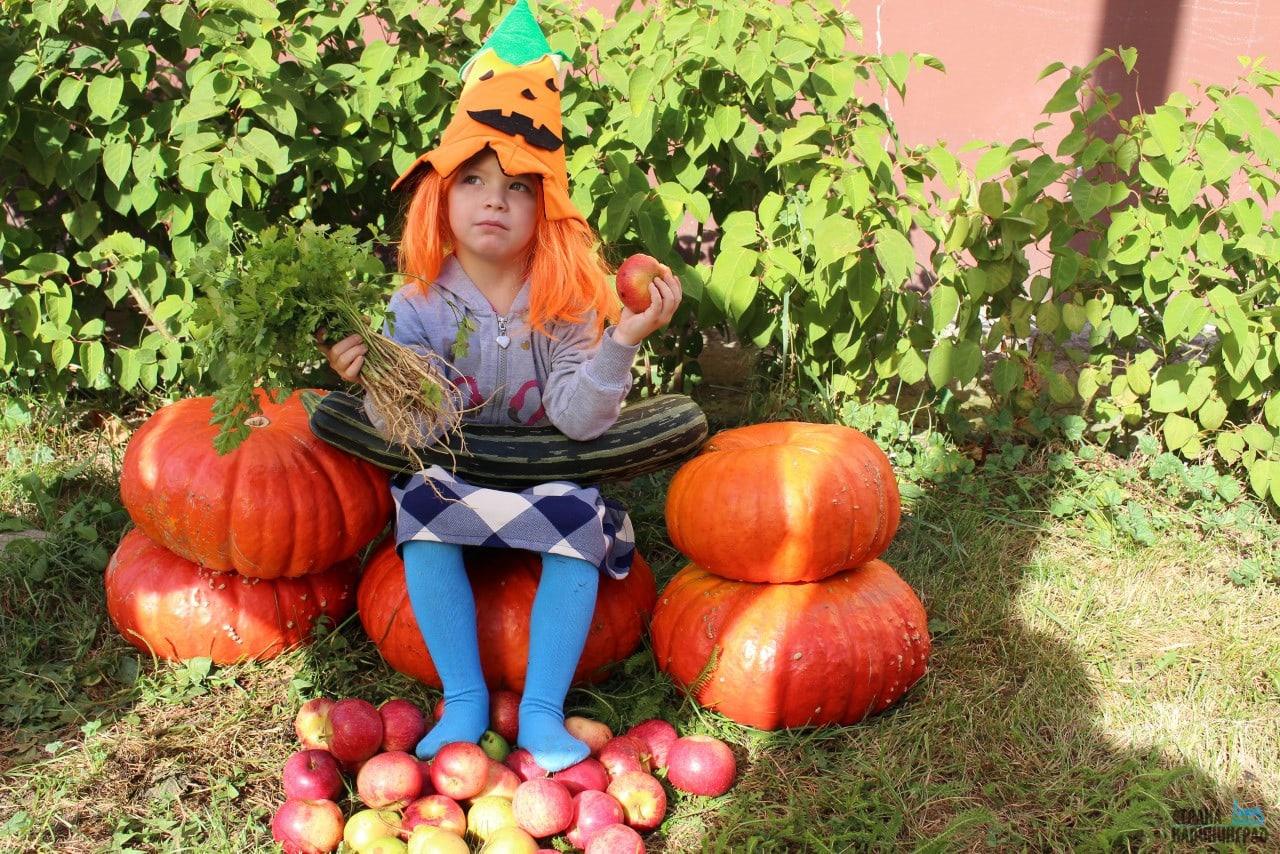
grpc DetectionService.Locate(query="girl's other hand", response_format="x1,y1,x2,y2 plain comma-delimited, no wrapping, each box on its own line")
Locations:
614,264,682,347
315,328,368,386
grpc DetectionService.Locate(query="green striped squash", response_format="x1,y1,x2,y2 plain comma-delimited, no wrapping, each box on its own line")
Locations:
301,389,707,488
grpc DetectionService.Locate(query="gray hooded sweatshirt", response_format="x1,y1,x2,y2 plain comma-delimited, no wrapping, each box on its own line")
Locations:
362,254,640,443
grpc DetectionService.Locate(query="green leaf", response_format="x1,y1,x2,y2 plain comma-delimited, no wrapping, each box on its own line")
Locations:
707,246,759,323
1217,94,1262,139
115,348,140,391
898,347,926,384
87,74,123,121
1043,73,1083,114
1166,164,1202,214
1198,397,1227,430
102,142,132,188
1111,305,1139,339
79,341,105,385
930,283,959,334
1146,107,1186,162
992,358,1024,395
1216,431,1244,463
56,76,85,110
1162,413,1197,451
1265,395,1280,429
767,143,820,169
1069,179,1111,221
176,99,228,126
978,181,1005,218
953,340,981,385
813,215,859,272
927,339,954,389
1150,365,1190,413
1242,423,1274,452
628,65,656,117
873,228,915,289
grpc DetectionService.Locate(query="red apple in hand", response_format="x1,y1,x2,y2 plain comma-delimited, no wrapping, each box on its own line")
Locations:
606,772,667,831
380,699,427,753
429,742,491,800
358,750,424,809
328,698,384,764
272,798,344,854
615,253,662,314
283,749,344,802
566,789,625,849
295,698,335,750
666,734,736,796
625,719,678,770
586,823,646,854
512,778,575,838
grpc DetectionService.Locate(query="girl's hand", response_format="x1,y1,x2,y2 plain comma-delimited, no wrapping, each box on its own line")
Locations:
315,328,368,386
613,264,683,347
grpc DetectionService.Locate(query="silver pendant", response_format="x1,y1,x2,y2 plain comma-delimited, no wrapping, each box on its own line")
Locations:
496,335,511,349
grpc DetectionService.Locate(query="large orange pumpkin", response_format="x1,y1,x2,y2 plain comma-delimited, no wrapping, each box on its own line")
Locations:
105,528,359,663
357,539,656,691
649,560,930,730
664,422,900,583
120,388,392,579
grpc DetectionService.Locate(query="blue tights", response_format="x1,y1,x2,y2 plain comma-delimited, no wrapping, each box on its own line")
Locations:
400,540,599,772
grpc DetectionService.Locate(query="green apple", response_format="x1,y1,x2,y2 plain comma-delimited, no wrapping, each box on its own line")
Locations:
479,730,510,762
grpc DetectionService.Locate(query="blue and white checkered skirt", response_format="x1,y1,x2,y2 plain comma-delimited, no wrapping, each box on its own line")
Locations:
390,466,636,580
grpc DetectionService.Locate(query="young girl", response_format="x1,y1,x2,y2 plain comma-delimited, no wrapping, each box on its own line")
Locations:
317,1,681,773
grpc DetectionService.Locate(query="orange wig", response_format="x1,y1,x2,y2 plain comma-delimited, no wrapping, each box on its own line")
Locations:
396,158,619,343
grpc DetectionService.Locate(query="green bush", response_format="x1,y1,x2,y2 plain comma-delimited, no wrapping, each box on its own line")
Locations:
2,0,1277,503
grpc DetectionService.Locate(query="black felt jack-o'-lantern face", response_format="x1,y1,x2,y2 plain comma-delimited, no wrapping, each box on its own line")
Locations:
466,63,565,151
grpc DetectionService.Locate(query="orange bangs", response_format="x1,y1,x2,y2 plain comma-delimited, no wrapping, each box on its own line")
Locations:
396,167,619,343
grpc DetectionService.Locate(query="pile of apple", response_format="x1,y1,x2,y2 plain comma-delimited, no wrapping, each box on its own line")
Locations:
272,691,738,853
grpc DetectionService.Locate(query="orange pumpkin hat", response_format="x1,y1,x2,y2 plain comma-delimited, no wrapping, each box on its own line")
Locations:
391,0,584,224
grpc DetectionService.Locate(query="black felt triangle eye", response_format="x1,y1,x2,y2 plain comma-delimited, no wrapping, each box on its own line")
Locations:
545,77,559,92
480,69,495,81
520,88,536,100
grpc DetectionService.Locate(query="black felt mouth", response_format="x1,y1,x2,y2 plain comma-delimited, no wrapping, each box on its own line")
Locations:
468,109,563,151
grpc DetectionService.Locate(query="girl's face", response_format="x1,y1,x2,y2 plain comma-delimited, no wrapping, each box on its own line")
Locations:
447,150,540,268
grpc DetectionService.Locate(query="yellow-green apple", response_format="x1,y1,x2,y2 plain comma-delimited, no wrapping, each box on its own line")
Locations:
364,839,408,854
586,823,645,854
615,254,662,314
666,735,736,796
380,699,428,753
282,749,343,802
504,748,548,782
400,794,466,838
406,826,469,854
625,720,678,770
329,698,384,765
550,758,609,795
294,698,335,750
597,736,649,778
512,778,574,838
429,742,491,800
358,750,423,809
564,716,613,755
606,772,667,831
466,795,518,842
475,760,521,800
271,798,344,854
479,825,539,853
566,790,625,849
344,808,402,851
479,730,510,763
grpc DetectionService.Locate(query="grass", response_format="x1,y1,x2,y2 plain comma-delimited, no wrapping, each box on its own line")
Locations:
0,384,1277,853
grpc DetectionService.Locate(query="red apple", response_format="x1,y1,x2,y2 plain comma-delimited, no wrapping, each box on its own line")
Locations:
344,808,402,851
479,825,539,853
328,698,384,764
475,760,521,800
615,253,662,314
271,798,344,854
625,719,678,770
512,778,574,838
282,749,344,802
417,759,436,796
358,750,424,809
551,758,609,795
435,691,520,744
586,823,645,854
606,772,667,831
467,795,518,842
430,741,491,800
566,790,625,849
564,716,613,755
294,697,335,751
401,794,467,838
666,734,737,797
407,825,469,854
504,748,548,782
597,736,649,778
380,699,428,753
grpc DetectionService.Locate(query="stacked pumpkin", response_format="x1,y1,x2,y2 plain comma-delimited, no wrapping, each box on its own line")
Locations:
107,389,392,663
651,422,931,729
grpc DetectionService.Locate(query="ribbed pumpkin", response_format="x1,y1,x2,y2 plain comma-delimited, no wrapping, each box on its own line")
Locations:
358,539,656,691
649,560,930,730
120,388,392,578
664,421,900,583
105,528,359,663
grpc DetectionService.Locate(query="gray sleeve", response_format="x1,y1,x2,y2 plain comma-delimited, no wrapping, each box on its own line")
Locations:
541,317,640,441
362,289,448,446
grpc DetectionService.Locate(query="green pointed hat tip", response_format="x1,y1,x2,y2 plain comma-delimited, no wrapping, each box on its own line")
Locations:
459,0,571,81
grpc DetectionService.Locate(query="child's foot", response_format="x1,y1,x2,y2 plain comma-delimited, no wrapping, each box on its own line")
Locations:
415,686,489,760
516,706,590,772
